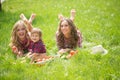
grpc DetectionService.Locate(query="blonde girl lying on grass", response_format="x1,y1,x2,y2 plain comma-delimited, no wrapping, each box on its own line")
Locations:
20,14,52,63
9,13,36,58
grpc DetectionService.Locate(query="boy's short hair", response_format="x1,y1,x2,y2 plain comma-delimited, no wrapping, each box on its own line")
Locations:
31,28,42,37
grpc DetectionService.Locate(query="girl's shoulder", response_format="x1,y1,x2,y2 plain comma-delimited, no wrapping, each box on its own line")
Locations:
56,31,59,37
77,30,82,34
56,31,59,34
77,30,82,38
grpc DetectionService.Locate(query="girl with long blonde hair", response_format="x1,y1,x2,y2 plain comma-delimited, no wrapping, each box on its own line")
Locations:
9,20,30,56
9,14,35,57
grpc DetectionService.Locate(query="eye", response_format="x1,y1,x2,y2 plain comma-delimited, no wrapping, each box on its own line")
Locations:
17,29,20,32
65,25,68,27
61,25,63,27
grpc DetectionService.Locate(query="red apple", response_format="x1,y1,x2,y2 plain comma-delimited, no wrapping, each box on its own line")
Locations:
70,50,75,55
12,46,17,51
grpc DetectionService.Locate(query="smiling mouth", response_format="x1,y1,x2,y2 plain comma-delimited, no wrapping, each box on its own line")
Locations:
19,33,24,36
32,38,37,41
62,30,67,33
18,32,25,38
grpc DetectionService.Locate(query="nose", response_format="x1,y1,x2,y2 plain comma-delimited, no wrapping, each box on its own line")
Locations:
19,30,23,33
62,26,66,29
19,29,25,32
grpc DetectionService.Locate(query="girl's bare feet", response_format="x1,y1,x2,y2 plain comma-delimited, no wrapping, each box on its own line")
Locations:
20,13,29,25
20,13,28,21
70,9,76,21
29,13,36,24
58,14,64,21
20,13,33,32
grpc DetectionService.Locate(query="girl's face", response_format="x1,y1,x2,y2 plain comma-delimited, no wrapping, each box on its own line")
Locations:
60,20,71,35
16,25,26,40
31,33,40,43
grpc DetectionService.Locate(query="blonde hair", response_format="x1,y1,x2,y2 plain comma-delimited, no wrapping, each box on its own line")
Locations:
9,20,30,52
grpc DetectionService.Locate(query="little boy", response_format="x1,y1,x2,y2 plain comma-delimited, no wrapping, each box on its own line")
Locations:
28,28,46,53
28,28,48,62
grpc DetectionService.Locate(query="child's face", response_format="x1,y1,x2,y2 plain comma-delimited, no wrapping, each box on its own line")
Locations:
60,20,71,35
16,25,26,40
31,33,40,43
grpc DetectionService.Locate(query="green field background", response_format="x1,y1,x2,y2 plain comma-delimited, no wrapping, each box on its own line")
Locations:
0,0,120,80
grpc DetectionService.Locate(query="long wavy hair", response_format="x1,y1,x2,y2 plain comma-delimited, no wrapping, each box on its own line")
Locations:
9,20,30,52
57,18,79,49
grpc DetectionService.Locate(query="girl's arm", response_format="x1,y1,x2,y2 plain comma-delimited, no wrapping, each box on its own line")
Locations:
11,46,23,56
77,30,83,48
57,48,71,54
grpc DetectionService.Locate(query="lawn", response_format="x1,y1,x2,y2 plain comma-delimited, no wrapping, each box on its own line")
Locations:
0,0,120,80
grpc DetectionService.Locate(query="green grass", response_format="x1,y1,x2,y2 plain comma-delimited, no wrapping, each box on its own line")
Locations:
0,0,120,80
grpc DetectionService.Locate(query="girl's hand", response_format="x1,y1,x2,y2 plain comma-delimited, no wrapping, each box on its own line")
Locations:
12,46,18,54
57,48,71,54
18,51,23,57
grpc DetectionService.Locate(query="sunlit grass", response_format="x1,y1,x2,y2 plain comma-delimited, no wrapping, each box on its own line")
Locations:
0,0,120,80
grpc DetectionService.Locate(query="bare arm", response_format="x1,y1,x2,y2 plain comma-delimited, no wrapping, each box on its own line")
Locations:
57,48,71,54
11,46,23,57
77,30,82,48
